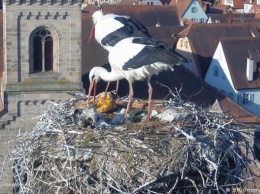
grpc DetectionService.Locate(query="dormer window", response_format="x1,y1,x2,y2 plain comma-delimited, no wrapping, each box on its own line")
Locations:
191,7,198,13
181,39,188,48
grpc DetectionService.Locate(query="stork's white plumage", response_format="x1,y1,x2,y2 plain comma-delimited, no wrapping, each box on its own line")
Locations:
88,8,151,95
89,9,151,52
88,37,187,121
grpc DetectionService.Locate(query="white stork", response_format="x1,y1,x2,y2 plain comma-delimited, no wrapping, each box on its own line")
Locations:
88,8,151,94
88,37,187,122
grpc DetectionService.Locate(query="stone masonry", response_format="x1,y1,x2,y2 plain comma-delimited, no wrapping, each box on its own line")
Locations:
0,0,84,193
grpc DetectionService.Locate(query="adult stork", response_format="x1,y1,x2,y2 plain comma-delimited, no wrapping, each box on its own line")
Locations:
88,8,151,94
88,37,187,121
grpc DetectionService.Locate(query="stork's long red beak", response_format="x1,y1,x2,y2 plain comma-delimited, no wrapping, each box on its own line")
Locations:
88,24,95,43
87,81,97,104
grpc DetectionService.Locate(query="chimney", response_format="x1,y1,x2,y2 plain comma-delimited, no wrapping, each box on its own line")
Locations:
246,57,254,81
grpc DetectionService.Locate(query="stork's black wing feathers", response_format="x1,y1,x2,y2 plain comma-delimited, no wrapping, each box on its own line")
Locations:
115,17,151,38
123,38,187,70
101,26,133,47
101,17,151,47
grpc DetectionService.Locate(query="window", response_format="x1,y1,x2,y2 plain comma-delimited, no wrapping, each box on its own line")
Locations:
213,66,219,77
221,89,226,95
191,18,197,22
240,93,255,105
251,94,255,103
242,93,249,105
191,7,198,13
226,0,232,4
183,40,187,48
241,93,254,105
32,29,53,73
181,39,188,48
200,18,205,23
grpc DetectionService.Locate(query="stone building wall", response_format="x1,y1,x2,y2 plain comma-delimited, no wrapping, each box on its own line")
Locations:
0,0,84,192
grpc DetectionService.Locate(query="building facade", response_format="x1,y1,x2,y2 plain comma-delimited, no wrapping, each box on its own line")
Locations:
0,0,83,193
204,37,260,117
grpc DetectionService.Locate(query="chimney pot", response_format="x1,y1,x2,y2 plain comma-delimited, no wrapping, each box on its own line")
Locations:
246,57,254,81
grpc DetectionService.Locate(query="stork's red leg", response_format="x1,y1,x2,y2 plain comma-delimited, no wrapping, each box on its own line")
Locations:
87,81,97,105
105,81,111,96
87,82,94,104
115,80,119,95
147,80,153,122
93,82,97,105
125,81,134,118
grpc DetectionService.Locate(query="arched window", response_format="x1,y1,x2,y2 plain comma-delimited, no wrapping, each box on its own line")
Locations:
33,29,53,73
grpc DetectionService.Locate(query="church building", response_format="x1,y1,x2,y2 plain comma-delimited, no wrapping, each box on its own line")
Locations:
0,0,83,192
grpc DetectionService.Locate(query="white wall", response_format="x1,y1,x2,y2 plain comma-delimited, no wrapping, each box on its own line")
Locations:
244,3,253,13
205,42,260,117
204,43,237,100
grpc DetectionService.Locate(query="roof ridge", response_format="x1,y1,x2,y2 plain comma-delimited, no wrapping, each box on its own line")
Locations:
178,24,193,36
220,36,260,42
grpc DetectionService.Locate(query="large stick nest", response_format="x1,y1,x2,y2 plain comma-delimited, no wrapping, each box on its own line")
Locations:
4,93,257,194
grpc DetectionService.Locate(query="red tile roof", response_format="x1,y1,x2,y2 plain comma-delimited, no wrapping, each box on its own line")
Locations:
83,5,180,27
174,0,198,17
147,25,186,48
208,12,257,23
118,0,134,5
210,3,230,13
178,22,260,78
221,37,260,90
249,4,260,13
